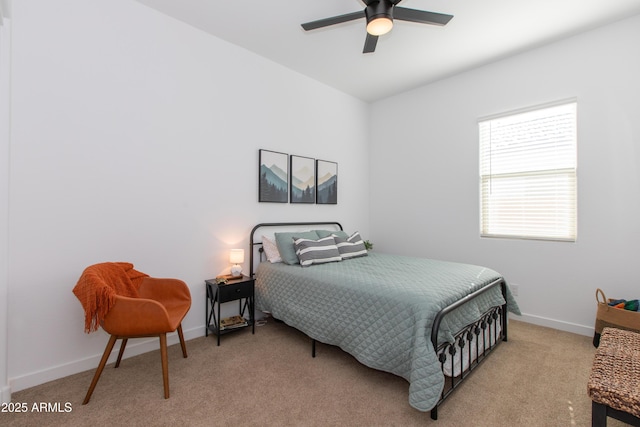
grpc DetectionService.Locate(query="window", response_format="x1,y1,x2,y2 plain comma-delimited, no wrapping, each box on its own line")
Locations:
479,101,577,241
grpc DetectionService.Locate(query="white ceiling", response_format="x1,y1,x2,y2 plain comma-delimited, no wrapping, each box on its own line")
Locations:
135,0,640,102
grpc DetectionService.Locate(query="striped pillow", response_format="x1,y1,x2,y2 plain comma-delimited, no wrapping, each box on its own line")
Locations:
333,231,368,259
275,231,319,265
293,236,342,267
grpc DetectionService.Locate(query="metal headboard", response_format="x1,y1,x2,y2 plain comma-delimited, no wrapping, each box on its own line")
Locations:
249,221,343,277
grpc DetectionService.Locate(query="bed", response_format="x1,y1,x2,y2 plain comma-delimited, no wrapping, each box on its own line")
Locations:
249,222,520,420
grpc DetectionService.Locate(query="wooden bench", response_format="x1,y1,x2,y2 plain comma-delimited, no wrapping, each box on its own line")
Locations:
588,327,640,427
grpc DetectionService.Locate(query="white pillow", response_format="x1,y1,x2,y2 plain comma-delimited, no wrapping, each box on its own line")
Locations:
262,236,282,263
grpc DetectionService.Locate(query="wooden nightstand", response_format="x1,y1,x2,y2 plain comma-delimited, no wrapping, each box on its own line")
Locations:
205,275,255,346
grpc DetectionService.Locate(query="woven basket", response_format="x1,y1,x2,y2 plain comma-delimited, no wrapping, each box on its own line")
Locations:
595,288,640,335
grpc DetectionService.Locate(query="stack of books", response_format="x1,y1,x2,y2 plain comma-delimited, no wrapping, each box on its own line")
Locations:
220,315,248,331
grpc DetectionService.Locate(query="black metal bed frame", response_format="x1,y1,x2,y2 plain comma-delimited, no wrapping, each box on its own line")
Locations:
249,222,508,421
431,279,507,419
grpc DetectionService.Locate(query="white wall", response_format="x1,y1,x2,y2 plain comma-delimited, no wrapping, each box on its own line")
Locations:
5,0,370,392
370,14,640,336
0,0,12,404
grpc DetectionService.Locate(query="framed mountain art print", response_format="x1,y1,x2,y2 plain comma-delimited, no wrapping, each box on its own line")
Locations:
259,150,288,203
290,155,316,204
316,159,337,204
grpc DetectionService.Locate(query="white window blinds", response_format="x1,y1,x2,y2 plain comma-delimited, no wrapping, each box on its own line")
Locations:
479,101,577,241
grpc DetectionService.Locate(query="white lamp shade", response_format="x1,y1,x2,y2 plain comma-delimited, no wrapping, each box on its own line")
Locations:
229,249,244,264
230,249,244,276
366,17,393,36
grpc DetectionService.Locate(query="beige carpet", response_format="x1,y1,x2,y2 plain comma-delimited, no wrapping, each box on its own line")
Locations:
2,319,625,426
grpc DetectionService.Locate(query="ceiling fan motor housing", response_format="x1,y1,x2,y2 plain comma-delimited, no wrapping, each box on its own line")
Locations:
365,0,394,24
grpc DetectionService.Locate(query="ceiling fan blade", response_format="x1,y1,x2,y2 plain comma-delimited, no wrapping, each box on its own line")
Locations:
301,11,365,31
393,8,453,26
363,33,378,53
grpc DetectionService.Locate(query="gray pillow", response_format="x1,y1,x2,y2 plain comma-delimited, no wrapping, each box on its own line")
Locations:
315,229,349,239
333,231,368,259
275,231,319,265
293,236,342,267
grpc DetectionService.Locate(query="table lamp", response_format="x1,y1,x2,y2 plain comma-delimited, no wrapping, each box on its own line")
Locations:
229,249,244,277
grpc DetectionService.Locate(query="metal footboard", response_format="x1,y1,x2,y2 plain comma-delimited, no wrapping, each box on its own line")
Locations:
429,278,508,420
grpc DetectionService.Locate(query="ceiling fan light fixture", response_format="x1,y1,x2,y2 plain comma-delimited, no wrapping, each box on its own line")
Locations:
365,0,394,36
366,17,393,36
300,0,454,53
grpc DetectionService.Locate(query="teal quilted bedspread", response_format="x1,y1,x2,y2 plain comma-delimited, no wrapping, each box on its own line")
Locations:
255,252,520,412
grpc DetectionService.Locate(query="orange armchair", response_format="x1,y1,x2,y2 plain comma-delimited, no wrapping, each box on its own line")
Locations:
73,263,191,404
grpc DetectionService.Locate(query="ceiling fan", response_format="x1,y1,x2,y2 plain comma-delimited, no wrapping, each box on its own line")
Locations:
301,0,454,53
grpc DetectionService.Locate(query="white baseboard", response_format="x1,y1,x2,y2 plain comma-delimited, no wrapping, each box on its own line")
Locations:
9,326,204,394
512,312,594,337
1,384,10,404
